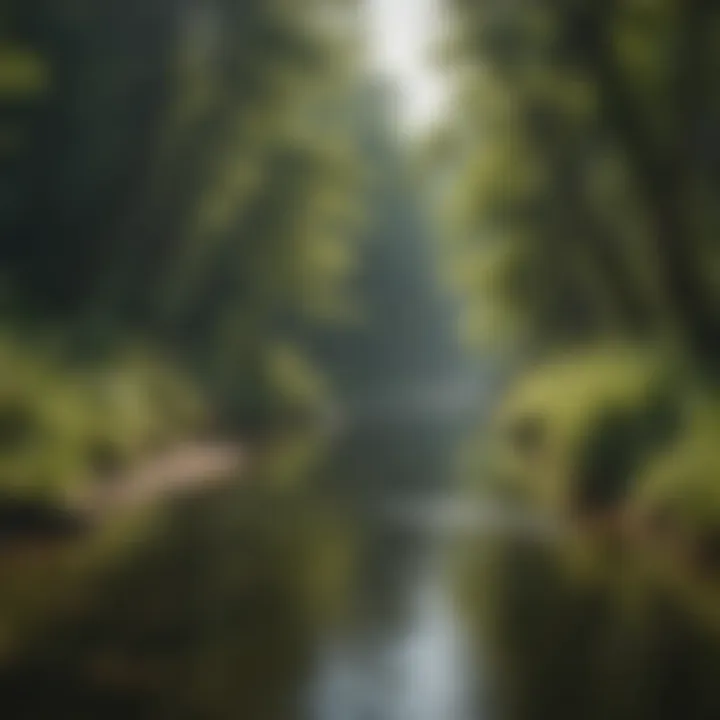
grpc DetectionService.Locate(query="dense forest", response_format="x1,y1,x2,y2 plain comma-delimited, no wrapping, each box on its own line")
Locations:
2,2,720,719
0,0,471,509
0,0,718,554
0,0,719,557
0,0,368,502
439,0,720,565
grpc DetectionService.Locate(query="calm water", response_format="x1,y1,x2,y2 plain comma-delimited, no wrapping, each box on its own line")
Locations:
2,421,720,719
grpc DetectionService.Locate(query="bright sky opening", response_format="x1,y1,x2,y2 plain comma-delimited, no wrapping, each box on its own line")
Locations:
365,0,449,133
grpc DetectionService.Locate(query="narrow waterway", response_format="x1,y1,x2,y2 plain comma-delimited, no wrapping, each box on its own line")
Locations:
2,419,720,719
306,421,481,720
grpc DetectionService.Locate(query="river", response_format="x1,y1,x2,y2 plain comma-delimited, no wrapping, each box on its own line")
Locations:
1,420,720,719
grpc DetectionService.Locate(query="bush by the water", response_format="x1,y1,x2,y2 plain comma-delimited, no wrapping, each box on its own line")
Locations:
630,400,720,568
491,347,683,516
489,346,720,573
0,334,208,505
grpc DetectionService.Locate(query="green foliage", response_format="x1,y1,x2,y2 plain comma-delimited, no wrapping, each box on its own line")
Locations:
0,333,207,502
75,352,208,477
0,0,365,448
630,401,720,559
441,0,720,552
213,340,332,434
492,347,682,514
442,0,720,360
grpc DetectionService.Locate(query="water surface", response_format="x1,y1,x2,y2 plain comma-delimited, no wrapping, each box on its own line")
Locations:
1,421,720,719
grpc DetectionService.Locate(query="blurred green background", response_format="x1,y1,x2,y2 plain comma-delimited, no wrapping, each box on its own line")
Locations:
1,1,720,718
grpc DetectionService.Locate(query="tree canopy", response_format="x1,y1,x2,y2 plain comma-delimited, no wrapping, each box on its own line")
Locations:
442,0,720,370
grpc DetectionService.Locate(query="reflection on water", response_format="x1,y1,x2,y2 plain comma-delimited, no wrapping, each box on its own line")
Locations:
1,421,720,719
310,571,476,720
308,420,479,720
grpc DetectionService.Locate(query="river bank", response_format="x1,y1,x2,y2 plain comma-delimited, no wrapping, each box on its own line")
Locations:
0,441,245,548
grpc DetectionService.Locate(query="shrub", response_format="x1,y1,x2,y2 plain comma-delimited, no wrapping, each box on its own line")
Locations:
630,404,720,568
0,339,87,501
75,353,208,476
492,346,682,515
0,332,208,503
